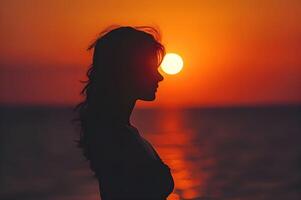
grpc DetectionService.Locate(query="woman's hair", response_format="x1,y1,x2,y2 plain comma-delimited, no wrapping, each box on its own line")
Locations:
72,25,165,161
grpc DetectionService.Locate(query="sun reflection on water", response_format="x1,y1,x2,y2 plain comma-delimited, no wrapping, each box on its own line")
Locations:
142,109,215,199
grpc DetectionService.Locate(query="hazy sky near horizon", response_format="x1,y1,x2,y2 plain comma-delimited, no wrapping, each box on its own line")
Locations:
1,0,300,107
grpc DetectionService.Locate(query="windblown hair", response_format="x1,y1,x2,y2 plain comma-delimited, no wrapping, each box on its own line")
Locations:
72,25,165,161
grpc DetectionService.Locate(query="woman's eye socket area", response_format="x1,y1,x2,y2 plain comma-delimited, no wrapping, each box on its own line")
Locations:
133,54,162,79
150,65,162,76
139,61,159,73
137,65,162,82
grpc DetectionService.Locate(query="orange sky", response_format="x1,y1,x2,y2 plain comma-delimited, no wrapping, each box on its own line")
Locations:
1,0,300,107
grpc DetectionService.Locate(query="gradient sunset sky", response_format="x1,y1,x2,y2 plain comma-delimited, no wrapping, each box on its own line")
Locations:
1,0,300,107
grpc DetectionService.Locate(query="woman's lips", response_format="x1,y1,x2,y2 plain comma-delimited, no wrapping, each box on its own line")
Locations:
153,84,158,92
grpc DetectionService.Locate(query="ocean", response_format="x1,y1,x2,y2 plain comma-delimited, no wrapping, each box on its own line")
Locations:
0,105,300,200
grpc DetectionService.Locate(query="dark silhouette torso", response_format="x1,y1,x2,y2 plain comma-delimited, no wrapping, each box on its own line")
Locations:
89,123,174,200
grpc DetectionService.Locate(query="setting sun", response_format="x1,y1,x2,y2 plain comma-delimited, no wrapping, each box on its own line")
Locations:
160,53,184,75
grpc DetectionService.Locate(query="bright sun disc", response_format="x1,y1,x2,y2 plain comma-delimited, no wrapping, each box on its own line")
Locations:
160,53,183,75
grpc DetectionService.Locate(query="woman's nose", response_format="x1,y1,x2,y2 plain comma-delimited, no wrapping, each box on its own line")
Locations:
157,71,164,82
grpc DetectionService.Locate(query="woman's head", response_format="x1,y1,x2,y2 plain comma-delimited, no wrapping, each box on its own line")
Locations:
73,25,165,160
88,26,165,104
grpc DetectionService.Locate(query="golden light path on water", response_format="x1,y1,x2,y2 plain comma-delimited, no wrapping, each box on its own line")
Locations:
142,109,214,199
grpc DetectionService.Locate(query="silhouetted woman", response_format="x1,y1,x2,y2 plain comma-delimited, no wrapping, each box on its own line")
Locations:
74,26,174,199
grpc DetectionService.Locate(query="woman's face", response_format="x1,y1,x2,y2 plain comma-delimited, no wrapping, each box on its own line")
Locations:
132,49,164,101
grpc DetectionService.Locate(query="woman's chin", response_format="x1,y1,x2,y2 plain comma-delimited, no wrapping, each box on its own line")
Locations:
139,93,156,101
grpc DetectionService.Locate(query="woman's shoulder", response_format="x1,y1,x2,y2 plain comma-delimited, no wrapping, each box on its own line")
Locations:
89,123,141,154
88,124,134,165
89,123,131,139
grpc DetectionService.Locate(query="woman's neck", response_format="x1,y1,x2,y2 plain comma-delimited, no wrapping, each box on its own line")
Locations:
108,97,136,126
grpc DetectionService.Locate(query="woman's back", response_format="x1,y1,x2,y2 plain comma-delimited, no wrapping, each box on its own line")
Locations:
88,124,174,200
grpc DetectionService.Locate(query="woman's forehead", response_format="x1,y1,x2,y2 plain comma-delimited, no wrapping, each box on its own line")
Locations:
134,48,158,64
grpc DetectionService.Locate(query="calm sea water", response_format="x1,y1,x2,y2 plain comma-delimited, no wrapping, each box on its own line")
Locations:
0,106,300,200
